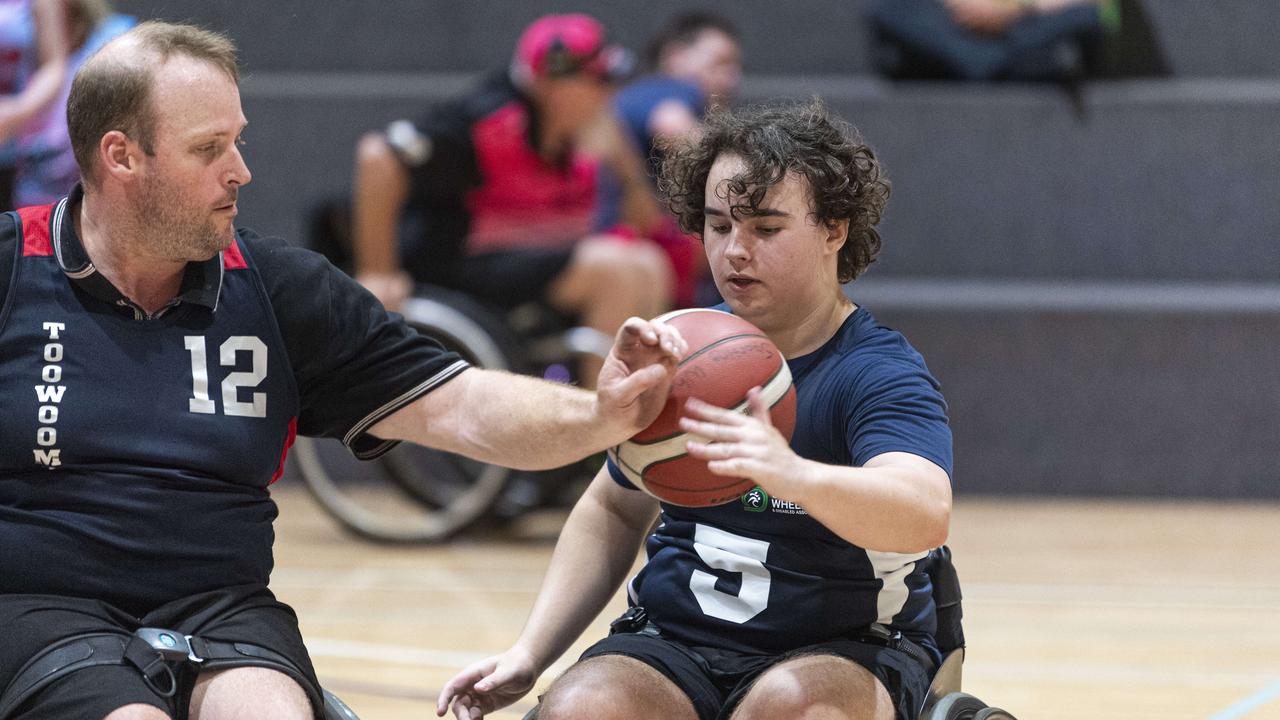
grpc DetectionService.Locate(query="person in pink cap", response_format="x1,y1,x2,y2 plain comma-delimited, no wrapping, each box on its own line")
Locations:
351,13,672,385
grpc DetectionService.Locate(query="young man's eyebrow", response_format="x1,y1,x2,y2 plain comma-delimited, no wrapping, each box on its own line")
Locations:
704,206,792,218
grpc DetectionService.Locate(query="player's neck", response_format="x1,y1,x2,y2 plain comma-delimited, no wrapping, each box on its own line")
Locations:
76,193,187,315
771,295,856,359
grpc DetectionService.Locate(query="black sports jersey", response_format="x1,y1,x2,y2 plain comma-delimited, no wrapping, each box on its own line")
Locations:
609,308,952,659
0,189,467,614
388,73,599,280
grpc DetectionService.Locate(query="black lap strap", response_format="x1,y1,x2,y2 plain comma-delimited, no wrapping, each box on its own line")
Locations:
0,632,176,720
187,635,325,716
0,629,323,720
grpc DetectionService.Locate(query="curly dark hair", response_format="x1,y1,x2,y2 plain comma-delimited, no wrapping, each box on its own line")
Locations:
657,100,890,284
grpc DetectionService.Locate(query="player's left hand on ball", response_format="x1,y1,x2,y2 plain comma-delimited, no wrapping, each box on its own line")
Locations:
596,316,686,430
681,387,808,493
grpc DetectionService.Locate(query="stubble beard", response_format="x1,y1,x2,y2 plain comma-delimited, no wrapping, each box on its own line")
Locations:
137,173,235,262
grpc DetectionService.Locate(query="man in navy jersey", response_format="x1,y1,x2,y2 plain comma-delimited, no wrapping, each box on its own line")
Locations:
351,13,672,384
0,21,684,720
438,103,953,720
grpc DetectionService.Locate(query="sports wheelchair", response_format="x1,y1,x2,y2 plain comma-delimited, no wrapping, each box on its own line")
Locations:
519,546,1017,720
291,284,612,543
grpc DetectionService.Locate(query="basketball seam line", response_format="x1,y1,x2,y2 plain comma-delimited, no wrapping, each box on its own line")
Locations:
626,360,789,447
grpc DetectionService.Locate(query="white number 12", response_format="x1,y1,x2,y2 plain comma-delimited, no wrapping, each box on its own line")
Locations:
184,336,268,418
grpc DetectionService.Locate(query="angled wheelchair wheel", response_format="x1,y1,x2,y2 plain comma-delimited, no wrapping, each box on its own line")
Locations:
926,692,989,720
322,689,360,719
294,288,524,543
973,708,1018,720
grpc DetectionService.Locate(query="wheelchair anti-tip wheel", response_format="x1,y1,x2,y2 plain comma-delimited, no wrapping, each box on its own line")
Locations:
927,692,994,720
293,289,523,543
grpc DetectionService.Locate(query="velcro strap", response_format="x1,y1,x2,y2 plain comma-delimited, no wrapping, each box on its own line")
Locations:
195,639,324,720
0,634,129,720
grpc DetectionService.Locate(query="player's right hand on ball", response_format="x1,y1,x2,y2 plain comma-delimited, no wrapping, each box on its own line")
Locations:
436,648,538,719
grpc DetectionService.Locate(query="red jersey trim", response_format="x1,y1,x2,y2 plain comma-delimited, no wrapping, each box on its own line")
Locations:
17,205,54,257
222,238,248,269
270,416,298,485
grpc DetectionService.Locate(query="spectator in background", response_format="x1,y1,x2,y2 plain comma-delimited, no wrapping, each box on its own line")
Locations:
351,13,672,385
868,0,1166,82
600,11,742,307
0,0,133,208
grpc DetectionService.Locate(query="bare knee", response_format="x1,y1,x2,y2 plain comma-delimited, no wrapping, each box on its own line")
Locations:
565,239,673,308
732,655,894,720
188,667,312,720
540,655,695,720
103,705,170,720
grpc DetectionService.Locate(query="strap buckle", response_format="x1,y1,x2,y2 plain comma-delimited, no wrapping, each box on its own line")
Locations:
133,627,204,663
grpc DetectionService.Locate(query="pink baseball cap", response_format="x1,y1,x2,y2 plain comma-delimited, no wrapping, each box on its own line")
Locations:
513,14,634,83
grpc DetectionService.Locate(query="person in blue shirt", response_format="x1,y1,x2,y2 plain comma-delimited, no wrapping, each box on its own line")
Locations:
600,12,742,308
438,103,953,720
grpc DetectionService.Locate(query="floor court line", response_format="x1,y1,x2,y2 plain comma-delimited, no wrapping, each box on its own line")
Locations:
1205,679,1280,720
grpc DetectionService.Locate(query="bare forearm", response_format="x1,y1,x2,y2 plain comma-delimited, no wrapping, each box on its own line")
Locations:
372,369,630,470
787,455,951,553
514,481,654,671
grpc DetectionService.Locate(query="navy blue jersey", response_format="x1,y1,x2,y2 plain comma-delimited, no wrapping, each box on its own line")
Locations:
609,307,952,657
0,191,467,614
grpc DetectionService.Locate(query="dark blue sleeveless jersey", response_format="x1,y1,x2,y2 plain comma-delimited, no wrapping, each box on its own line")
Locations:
609,306,952,657
0,194,467,614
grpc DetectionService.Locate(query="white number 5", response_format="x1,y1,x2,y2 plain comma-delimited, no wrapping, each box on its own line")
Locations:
689,524,771,623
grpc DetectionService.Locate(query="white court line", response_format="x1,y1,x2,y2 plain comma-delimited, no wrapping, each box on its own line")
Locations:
305,638,487,669
304,639,609,680
1206,679,1280,720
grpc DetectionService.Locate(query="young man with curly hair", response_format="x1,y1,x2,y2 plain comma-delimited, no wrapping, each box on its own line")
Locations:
438,102,953,720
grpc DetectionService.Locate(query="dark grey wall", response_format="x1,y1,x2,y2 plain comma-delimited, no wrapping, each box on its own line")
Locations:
115,0,1280,76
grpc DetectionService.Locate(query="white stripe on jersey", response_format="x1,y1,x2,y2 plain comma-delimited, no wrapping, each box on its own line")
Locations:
868,548,929,625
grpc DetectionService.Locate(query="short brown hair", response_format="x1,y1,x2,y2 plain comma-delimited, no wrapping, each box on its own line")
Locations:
658,100,890,284
67,21,239,184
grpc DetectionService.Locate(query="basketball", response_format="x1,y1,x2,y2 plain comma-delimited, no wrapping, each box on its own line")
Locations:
608,308,797,507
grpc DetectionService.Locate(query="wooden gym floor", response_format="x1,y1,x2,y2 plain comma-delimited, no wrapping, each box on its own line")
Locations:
268,482,1280,720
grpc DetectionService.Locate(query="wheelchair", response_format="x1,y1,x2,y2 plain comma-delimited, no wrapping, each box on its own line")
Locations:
291,284,612,544
519,546,1017,720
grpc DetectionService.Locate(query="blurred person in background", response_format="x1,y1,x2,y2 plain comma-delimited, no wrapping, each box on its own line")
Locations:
868,0,1166,82
0,0,133,208
351,13,673,385
600,11,742,307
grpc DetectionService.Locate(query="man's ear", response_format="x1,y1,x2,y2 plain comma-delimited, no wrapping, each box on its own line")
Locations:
99,130,141,181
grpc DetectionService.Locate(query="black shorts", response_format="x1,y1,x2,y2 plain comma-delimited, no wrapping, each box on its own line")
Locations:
579,627,933,720
0,585,321,720
410,246,575,309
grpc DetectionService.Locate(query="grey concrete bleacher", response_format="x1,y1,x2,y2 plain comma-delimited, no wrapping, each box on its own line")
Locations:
115,0,1280,77
107,1,1279,498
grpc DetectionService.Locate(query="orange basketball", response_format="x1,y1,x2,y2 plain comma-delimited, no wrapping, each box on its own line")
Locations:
608,308,797,507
